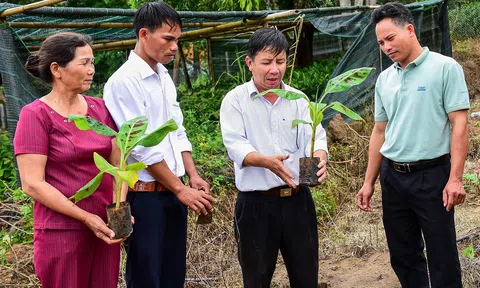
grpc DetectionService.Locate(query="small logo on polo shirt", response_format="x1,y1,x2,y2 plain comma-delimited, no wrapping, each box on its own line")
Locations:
417,86,426,92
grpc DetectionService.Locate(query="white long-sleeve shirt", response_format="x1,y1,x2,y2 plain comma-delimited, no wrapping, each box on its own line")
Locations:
220,79,328,191
104,51,192,181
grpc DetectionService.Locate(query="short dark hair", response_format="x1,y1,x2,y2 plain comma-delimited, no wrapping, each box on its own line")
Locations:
133,2,182,39
247,27,289,60
371,2,414,28
25,32,92,83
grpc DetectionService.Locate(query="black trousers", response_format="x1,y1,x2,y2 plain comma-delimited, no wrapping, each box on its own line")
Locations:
234,186,318,288
380,159,462,288
125,191,188,288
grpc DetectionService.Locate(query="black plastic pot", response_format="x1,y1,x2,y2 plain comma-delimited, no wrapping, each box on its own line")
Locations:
299,157,321,186
106,201,133,239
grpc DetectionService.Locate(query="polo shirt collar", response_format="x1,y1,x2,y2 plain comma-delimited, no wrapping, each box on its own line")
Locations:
394,47,430,70
128,51,168,79
248,78,286,99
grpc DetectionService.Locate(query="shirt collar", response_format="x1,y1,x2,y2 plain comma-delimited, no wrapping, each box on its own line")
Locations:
394,47,429,70
128,51,168,79
247,78,286,99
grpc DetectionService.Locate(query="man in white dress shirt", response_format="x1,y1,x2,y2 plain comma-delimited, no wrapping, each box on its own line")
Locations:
220,27,328,288
103,2,215,287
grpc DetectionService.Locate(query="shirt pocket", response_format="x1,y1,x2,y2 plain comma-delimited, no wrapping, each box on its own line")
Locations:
279,116,299,153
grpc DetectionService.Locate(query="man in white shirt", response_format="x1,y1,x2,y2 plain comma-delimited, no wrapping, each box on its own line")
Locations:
103,2,215,287
220,27,328,288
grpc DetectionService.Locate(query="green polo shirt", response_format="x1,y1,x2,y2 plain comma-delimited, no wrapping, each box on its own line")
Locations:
375,47,470,162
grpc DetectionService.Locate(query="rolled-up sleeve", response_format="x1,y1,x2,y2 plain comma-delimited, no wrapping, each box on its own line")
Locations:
172,104,192,153
104,78,165,165
220,92,256,169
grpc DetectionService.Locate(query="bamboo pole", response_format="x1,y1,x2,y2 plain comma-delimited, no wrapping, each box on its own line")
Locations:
10,22,132,29
182,25,263,41
10,21,231,29
288,15,304,85
0,0,65,18
210,34,253,40
92,40,135,51
90,24,264,51
180,10,299,39
15,20,311,33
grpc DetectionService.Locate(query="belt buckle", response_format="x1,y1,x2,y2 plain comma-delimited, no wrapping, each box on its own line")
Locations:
280,188,292,197
393,162,410,173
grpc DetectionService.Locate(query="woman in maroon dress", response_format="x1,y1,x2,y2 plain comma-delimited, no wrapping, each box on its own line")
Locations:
14,32,122,288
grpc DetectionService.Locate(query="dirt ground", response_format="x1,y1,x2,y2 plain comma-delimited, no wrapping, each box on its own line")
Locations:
2,40,480,288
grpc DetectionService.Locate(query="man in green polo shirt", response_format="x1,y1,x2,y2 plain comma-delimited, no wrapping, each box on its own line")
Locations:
356,2,469,288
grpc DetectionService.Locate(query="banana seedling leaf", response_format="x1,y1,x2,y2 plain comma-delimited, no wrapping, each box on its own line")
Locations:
117,116,148,155
328,102,364,121
253,89,308,101
309,102,325,127
68,115,117,137
126,162,148,171
136,119,178,147
118,170,139,188
292,119,312,128
69,172,104,204
324,67,375,95
94,152,115,171
93,152,119,176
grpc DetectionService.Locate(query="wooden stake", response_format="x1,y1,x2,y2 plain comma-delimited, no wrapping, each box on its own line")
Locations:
0,0,65,18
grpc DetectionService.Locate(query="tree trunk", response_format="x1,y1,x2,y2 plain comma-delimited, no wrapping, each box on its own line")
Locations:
295,23,314,68
178,42,192,91
339,0,351,7
193,44,201,79
173,51,181,86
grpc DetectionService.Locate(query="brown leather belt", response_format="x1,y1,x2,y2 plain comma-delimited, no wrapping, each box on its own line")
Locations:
128,181,168,192
260,186,300,197
386,154,450,173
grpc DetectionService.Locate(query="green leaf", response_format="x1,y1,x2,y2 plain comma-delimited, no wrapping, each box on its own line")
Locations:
292,119,312,128
309,102,325,127
126,162,148,171
328,102,364,121
117,116,149,155
136,119,178,147
463,173,479,184
118,170,139,188
69,172,104,203
324,67,375,95
463,244,475,260
93,152,119,176
68,114,117,137
252,89,308,101
93,152,114,171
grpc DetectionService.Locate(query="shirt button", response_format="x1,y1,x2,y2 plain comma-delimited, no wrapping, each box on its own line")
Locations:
90,104,95,108
50,111,54,114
